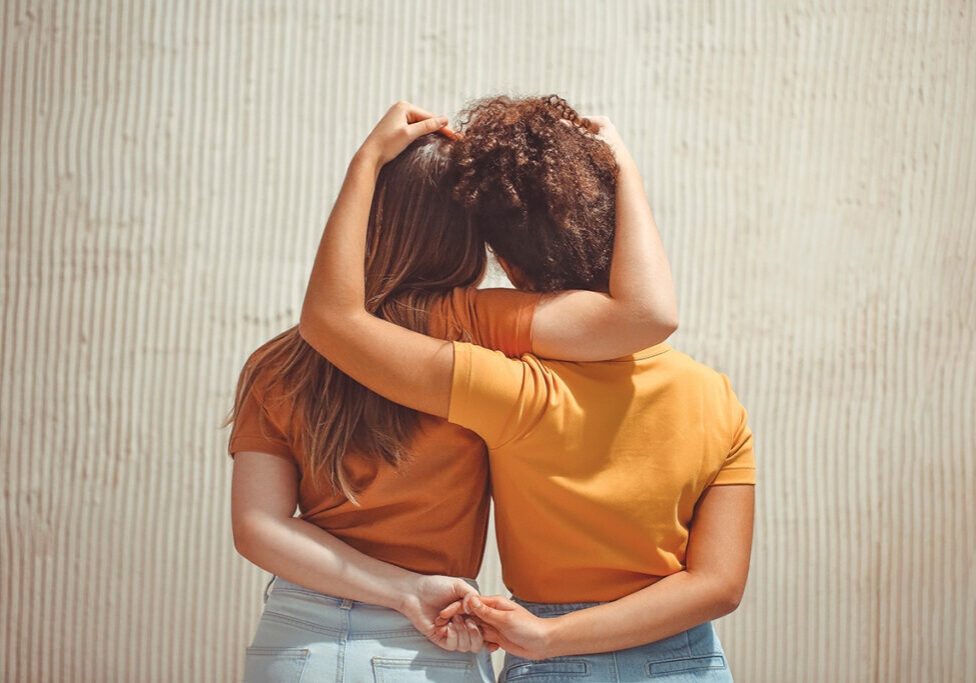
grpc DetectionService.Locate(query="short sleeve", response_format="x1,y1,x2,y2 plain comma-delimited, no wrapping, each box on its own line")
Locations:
227,384,294,461
709,377,755,486
447,341,551,449
428,287,541,357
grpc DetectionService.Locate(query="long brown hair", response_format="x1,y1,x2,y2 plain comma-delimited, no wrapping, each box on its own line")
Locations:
227,135,486,501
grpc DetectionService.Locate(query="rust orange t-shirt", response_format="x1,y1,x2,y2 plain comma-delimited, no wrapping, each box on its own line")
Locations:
228,287,540,579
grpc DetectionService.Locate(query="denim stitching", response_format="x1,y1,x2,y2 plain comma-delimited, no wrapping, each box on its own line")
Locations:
245,646,310,657
335,604,350,682
647,654,726,665
262,610,345,638
273,585,346,605
244,647,310,683
347,628,424,640
372,657,472,670
644,654,727,676
504,660,590,680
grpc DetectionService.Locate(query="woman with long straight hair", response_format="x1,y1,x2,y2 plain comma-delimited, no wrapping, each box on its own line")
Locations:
228,106,678,680
298,98,754,681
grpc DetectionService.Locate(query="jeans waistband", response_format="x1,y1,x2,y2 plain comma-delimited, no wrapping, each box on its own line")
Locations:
265,574,480,607
512,598,607,616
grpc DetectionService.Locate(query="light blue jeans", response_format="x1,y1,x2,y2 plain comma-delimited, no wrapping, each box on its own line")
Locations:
499,600,733,682
242,575,495,682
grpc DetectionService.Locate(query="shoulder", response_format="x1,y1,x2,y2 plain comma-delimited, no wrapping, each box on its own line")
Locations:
452,344,558,400
429,286,538,315
458,342,549,374
236,335,294,416
658,349,750,451
661,346,724,380
425,287,472,341
660,347,744,407
429,286,540,354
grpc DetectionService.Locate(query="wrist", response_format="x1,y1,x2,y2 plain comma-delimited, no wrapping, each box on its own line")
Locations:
350,147,383,176
537,614,566,659
389,571,424,615
614,153,639,177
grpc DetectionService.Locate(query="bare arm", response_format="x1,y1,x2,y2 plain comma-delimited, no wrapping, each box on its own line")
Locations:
453,484,755,659
231,450,484,651
298,102,462,418
298,105,677,389
530,117,677,360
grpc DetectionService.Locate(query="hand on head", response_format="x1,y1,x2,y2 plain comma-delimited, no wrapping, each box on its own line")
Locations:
358,100,459,168
560,114,629,164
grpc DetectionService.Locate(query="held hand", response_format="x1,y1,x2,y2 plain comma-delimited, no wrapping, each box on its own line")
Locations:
357,101,458,168
447,594,555,661
397,574,490,653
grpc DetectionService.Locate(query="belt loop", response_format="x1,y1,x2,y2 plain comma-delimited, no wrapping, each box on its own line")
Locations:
339,598,353,611
262,575,276,604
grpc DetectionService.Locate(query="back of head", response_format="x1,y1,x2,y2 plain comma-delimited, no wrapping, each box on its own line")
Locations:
228,135,485,502
452,95,618,292
367,134,485,306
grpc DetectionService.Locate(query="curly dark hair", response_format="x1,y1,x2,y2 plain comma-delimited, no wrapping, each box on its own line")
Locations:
452,95,618,292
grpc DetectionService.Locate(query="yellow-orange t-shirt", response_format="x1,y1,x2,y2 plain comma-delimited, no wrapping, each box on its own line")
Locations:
228,287,540,578
448,341,756,602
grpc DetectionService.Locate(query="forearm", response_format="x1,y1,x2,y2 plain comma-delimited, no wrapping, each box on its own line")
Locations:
296,146,453,418
544,570,737,657
301,103,448,335
607,156,677,331
297,154,398,383
526,158,677,360
474,486,754,659
301,153,377,329
235,513,417,611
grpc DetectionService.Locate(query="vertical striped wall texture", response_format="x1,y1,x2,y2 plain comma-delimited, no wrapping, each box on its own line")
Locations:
2,1,974,681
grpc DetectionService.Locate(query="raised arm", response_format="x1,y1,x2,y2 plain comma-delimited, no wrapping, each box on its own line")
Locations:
452,484,755,658
529,117,677,360
298,102,466,418
299,105,677,374
231,450,484,652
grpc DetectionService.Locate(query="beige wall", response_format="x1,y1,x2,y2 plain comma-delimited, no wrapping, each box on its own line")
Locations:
2,1,974,681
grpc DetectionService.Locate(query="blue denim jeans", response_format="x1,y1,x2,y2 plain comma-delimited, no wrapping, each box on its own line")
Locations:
242,576,494,682
499,600,733,682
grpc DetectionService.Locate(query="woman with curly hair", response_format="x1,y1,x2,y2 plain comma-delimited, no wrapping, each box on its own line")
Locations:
299,96,754,681
228,101,678,680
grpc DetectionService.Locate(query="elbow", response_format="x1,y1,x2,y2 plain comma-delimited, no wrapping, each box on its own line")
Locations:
713,581,745,618
297,313,316,346
657,298,679,336
660,312,679,338
298,303,339,355
299,298,364,346
690,568,745,618
232,520,252,558
232,514,264,560
298,300,328,337
640,306,678,344
626,290,678,340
